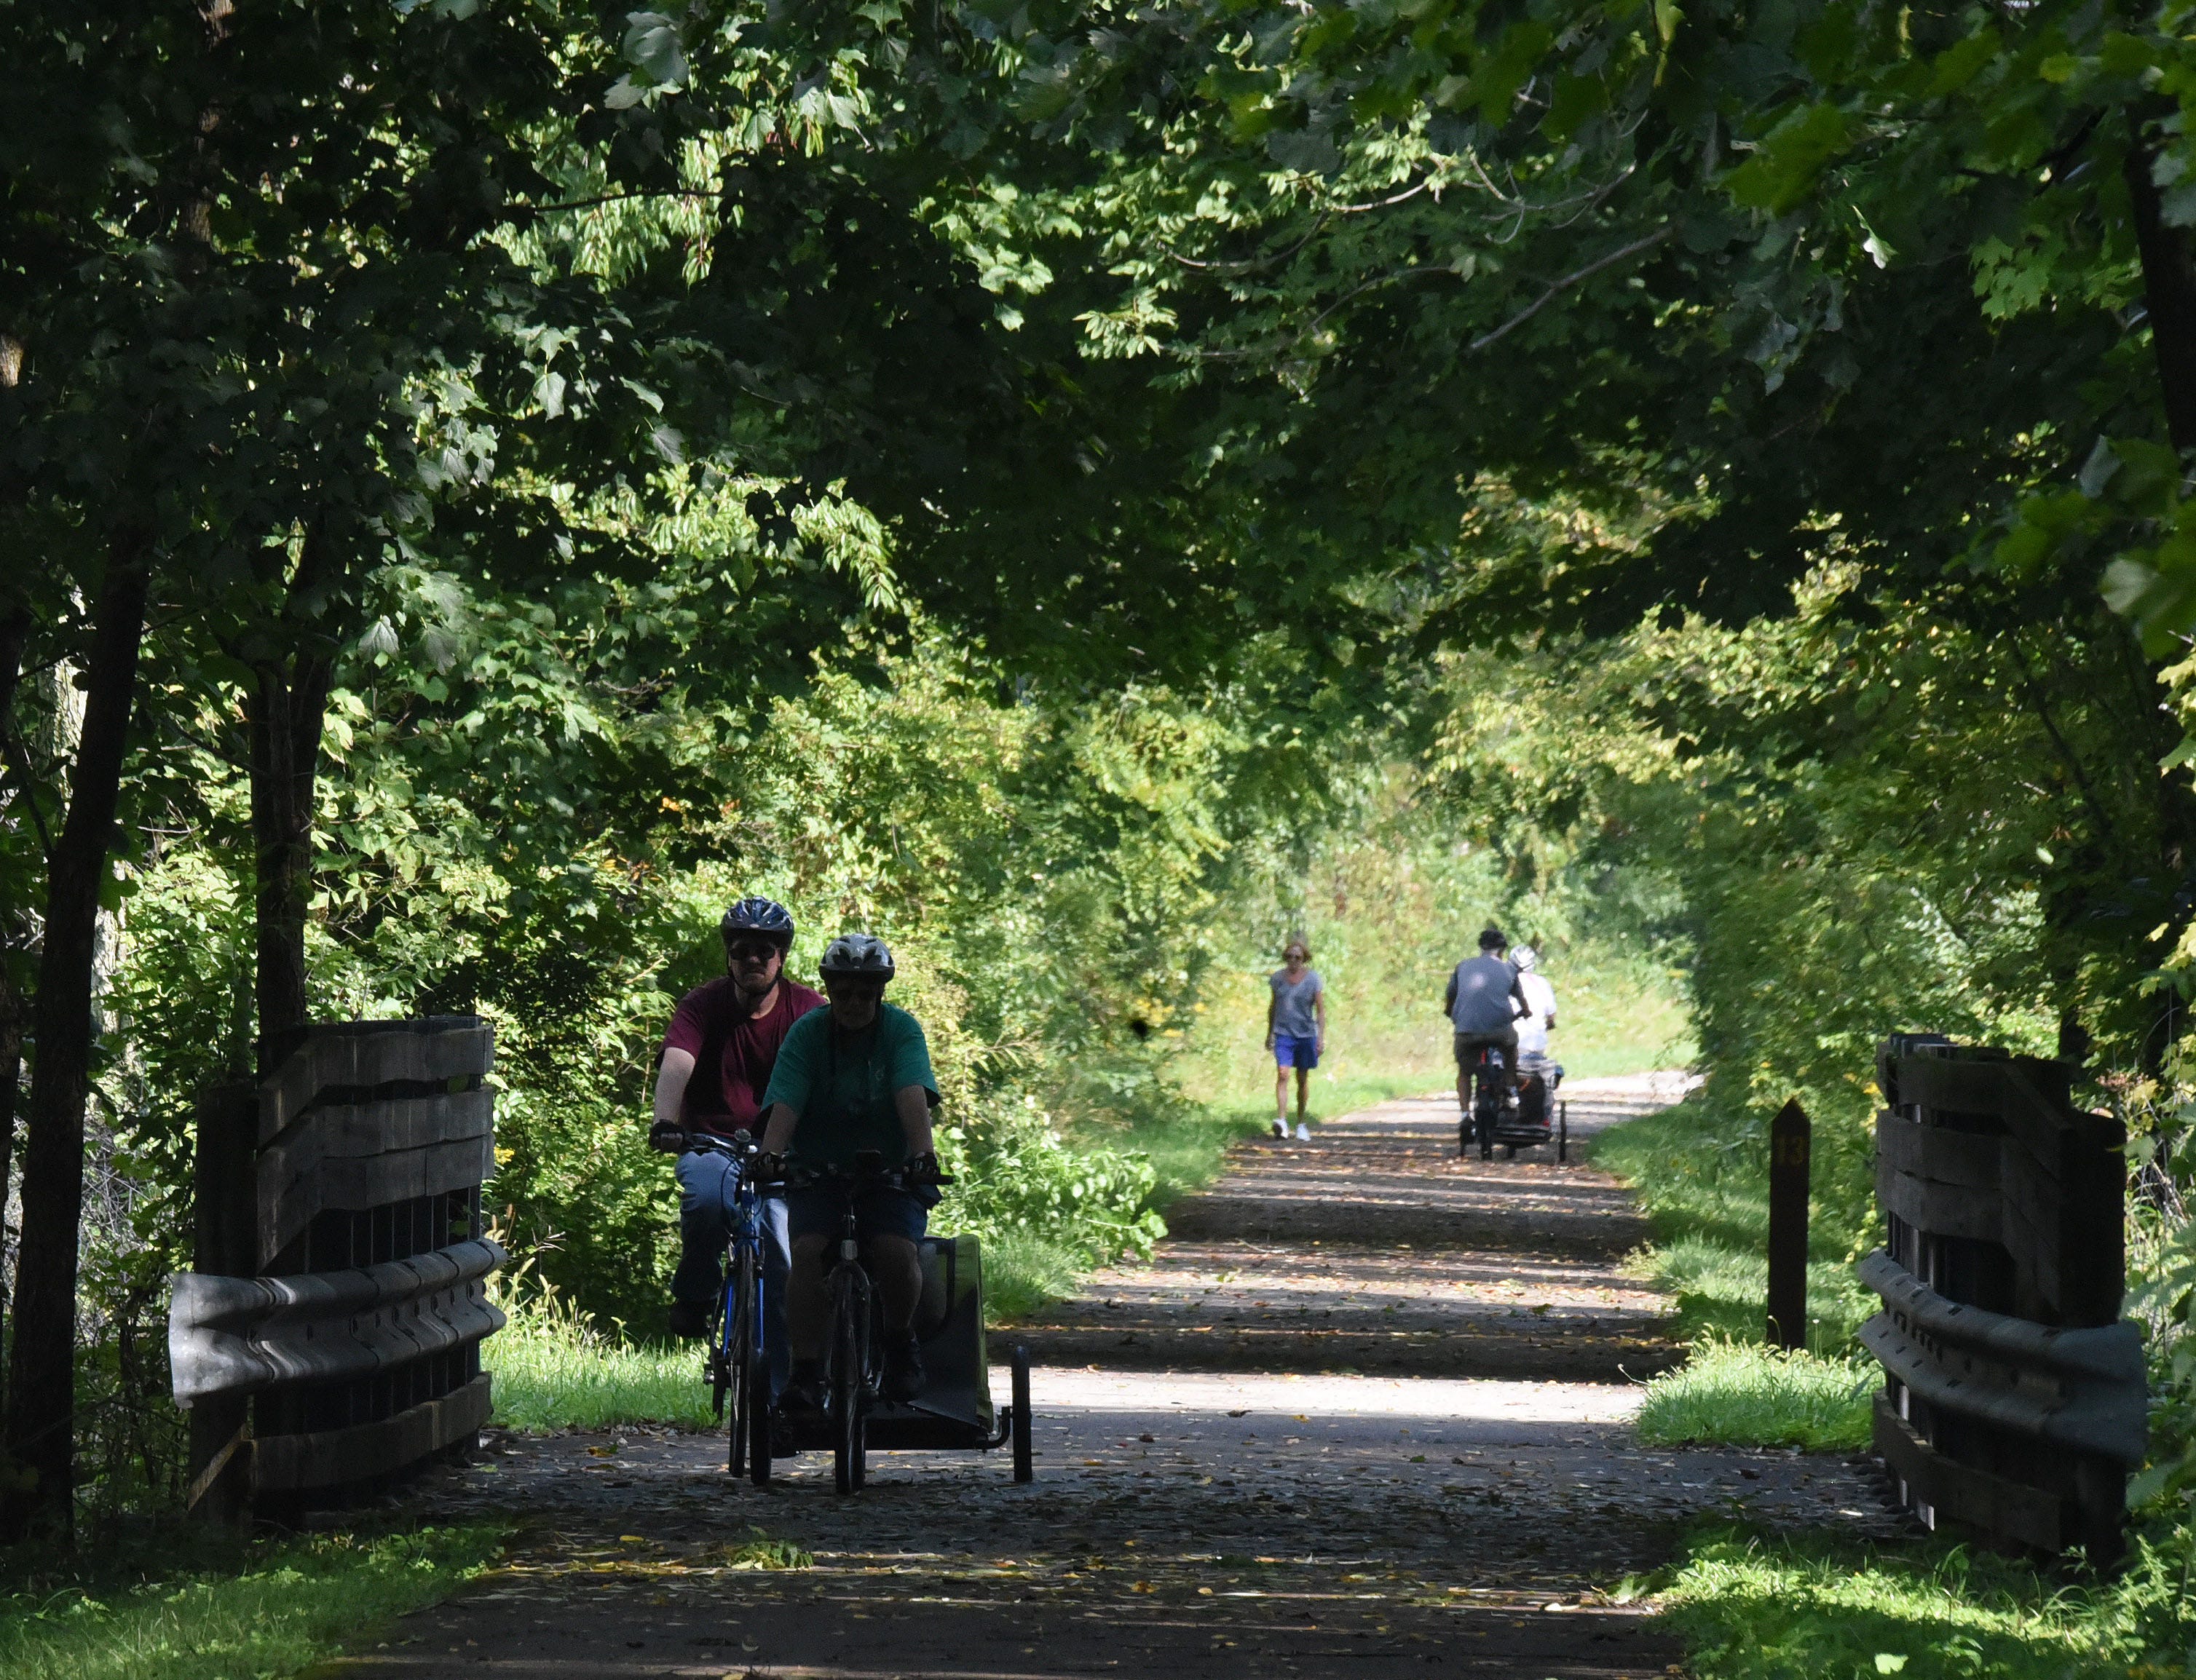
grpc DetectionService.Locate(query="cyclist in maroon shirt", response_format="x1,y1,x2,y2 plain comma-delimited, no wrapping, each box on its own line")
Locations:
648,898,821,1358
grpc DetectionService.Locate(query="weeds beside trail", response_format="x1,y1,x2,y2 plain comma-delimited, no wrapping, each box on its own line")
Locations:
1634,1339,1874,1451
1654,1523,2196,1680
0,1526,503,1680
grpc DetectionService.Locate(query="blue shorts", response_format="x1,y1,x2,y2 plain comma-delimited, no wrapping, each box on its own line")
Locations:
783,1184,933,1245
1274,1032,1320,1070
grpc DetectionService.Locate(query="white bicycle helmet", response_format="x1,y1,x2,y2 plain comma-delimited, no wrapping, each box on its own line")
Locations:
1513,945,1538,972
818,932,896,981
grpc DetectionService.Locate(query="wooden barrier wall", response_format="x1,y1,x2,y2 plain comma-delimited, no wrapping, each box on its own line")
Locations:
170,1017,504,1516
1865,1034,2141,1560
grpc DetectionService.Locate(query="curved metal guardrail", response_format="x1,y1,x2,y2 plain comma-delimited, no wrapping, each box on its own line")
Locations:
170,1237,507,1406
1859,1250,2146,1465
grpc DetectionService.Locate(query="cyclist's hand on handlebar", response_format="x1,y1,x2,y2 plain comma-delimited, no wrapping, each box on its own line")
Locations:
904,1150,951,1186
648,1120,688,1154
751,1150,786,1186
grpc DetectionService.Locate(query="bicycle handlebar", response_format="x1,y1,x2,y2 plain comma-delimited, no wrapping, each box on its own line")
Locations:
762,1157,955,1192
666,1131,953,1189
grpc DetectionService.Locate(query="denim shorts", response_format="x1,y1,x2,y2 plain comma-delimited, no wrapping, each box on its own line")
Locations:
1273,1031,1321,1069
784,1184,933,1245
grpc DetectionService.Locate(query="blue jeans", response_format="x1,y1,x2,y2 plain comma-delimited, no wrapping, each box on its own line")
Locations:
674,1149,791,1395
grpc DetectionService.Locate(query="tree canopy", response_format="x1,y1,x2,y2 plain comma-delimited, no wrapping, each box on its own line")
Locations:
7,0,2196,1536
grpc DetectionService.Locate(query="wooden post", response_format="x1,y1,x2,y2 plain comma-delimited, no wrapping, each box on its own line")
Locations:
186,1083,256,1525
1766,1098,1811,1351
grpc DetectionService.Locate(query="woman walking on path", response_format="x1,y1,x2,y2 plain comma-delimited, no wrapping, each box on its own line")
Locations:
1265,938,1327,1141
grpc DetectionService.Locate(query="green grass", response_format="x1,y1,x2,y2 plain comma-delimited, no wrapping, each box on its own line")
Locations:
488,1282,709,1433
1635,1339,1875,1451
0,1526,502,1680
1648,1523,2196,1680
1591,1104,1877,1354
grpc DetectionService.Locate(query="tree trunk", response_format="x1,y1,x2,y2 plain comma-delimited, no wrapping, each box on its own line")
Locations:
0,604,31,1437
248,652,331,1077
2125,141,2196,454
1,544,150,1541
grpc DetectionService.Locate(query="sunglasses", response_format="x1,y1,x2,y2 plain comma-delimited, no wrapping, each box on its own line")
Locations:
725,938,785,961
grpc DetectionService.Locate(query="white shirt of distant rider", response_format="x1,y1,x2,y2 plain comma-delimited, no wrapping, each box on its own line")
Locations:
1516,970,1557,1056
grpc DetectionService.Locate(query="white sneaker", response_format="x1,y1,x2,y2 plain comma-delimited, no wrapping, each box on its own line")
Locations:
1271,1121,1287,1139
1294,1122,1311,1141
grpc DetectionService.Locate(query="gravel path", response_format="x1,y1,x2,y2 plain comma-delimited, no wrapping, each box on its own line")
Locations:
345,1075,1897,1680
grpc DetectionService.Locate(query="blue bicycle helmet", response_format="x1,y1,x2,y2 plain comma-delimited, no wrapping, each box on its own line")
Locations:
721,897,795,946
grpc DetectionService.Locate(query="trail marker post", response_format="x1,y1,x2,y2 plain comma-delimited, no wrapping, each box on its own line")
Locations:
1766,1098,1811,1351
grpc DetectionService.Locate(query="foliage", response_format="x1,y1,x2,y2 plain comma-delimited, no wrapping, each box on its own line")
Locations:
1635,1340,1875,1452
0,1526,502,1680
1651,1522,2196,1680
935,1096,1168,1272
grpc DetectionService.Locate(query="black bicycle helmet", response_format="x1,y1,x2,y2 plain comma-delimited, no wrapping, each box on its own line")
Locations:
818,932,895,980
1478,924,1508,951
721,896,795,945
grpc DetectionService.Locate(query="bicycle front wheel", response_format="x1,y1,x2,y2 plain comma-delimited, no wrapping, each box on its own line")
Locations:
725,1249,758,1476
831,1271,868,1496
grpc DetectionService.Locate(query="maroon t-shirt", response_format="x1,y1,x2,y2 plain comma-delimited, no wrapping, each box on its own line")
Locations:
662,978,825,1136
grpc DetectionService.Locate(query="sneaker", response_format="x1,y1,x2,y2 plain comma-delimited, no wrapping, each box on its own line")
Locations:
1271,1121,1287,1139
1294,1122,1311,1141
667,1300,711,1339
883,1335,926,1403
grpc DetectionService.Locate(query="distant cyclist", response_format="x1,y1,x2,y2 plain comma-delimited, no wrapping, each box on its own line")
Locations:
649,898,820,1367
754,934,941,1410
1444,924,1529,1136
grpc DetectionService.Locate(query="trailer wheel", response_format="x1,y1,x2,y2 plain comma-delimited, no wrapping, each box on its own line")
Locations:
1010,1344,1033,1484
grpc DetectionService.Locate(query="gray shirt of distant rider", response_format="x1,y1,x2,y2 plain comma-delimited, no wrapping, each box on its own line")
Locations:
1446,954,1528,1035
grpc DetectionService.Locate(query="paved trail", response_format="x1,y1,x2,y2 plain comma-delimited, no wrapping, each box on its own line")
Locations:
351,1077,1895,1680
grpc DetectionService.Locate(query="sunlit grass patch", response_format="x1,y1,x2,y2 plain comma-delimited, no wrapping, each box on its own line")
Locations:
1635,1339,1874,1451
1651,1524,2196,1680
488,1280,711,1433
982,1229,1086,1324
0,1526,501,1680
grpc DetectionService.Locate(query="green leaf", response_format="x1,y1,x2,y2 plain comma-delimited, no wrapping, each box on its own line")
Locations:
1726,103,1852,213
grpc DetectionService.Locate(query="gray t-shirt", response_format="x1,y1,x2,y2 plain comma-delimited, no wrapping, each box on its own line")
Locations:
1447,955,1525,1034
1269,968,1324,1038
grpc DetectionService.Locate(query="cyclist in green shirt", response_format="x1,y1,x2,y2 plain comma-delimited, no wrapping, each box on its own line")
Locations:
756,933,941,1409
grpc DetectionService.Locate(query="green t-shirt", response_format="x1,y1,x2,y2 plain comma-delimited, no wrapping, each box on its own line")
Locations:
761,1001,939,1169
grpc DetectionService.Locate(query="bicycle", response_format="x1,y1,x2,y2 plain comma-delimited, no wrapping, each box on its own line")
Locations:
1460,1041,1514,1160
791,1151,951,1494
679,1130,775,1482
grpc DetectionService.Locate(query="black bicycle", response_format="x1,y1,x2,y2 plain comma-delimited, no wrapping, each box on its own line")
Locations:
757,1152,1033,1494
1461,1041,1514,1159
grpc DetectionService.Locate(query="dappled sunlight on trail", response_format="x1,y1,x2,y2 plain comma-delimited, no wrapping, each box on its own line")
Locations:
353,1073,1898,1680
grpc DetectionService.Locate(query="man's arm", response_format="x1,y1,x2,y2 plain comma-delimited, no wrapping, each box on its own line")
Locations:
653,1048,697,1125
1442,970,1458,1016
1509,971,1531,1020
895,1085,936,1157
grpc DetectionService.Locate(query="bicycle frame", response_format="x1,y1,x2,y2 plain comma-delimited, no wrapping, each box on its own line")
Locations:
686,1133,772,1475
